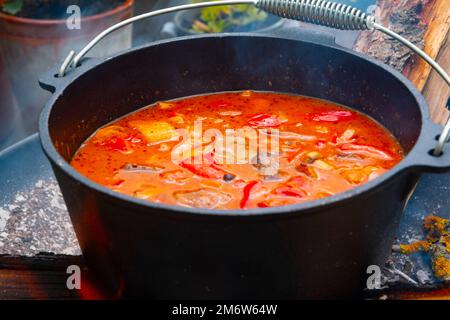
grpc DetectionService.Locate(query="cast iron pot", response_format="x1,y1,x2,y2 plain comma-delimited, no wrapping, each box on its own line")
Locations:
39,31,450,299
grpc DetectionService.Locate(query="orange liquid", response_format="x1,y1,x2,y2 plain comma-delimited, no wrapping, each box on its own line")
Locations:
71,91,404,210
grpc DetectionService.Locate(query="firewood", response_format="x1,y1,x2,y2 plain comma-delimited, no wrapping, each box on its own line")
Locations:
354,0,450,125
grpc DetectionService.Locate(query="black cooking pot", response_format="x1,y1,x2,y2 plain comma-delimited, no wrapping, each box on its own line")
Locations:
39,31,450,299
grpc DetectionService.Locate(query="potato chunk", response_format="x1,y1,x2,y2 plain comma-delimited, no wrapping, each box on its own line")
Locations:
157,101,174,109
340,166,378,184
129,121,176,144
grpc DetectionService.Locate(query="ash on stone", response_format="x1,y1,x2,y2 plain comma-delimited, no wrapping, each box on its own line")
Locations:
0,180,80,257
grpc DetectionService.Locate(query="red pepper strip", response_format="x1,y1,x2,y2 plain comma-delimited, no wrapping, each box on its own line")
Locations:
287,176,308,188
273,186,306,198
248,114,287,128
179,152,226,179
100,136,127,151
111,179,125,187
240,181,260,209
257,202,270,208
167,111,178,118
331,133,338,144
179,162,224,179
339,144,393,161
273,177,308,198
311,111,354,123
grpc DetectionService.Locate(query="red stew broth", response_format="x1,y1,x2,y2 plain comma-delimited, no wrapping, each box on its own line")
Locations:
71,91,404,210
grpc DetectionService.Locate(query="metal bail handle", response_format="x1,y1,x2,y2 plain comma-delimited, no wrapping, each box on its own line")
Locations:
434,97,450,157
57,0,256,77
58,0,450,155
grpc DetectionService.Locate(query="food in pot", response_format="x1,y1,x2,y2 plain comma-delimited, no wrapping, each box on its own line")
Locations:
71,91,404,210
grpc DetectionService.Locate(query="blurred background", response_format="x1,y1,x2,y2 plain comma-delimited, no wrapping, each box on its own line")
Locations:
0,0,375,151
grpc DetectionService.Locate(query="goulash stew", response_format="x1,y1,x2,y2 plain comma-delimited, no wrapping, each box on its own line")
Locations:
71,91,404,210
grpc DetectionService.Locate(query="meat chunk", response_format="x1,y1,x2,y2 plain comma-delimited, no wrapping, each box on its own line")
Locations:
160,170,191,184
252,152,280,176
174,188,232,209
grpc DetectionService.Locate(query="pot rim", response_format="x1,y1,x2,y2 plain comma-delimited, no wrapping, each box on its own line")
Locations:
0,0,133,26
39,33,431,218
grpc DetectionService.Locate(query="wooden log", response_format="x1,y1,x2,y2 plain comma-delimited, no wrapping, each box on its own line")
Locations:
0,254,116,299
423,31,450,124
0,254,448,300
0,254,83,299
354,0,450,125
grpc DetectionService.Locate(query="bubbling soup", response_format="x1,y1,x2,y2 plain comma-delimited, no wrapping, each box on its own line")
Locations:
71,91,404,210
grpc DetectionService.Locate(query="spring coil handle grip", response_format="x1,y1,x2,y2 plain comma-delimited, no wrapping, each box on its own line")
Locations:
256,0,375,30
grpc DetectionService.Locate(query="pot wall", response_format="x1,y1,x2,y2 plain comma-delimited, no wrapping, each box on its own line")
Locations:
54,164,419,299
41,35,429,298
0,0,134,141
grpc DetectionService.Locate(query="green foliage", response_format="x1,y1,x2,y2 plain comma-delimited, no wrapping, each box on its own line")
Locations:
190,0,268,33
1,0,24,15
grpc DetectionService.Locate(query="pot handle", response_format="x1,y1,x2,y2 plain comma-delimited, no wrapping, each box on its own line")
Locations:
58,0,342,77
39,58,101,93
57,0,256,77
406,118,450,173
